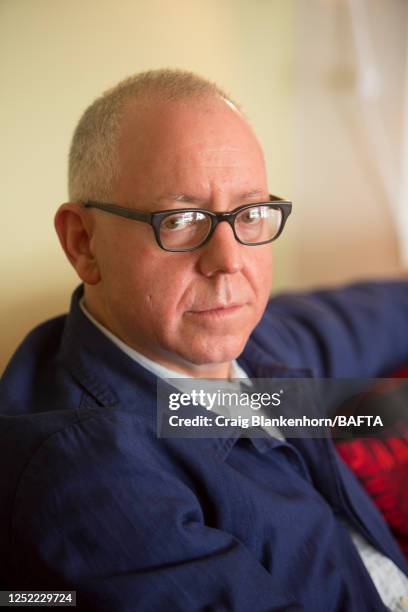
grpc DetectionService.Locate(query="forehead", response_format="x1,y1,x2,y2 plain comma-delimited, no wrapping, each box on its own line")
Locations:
113,97,267,204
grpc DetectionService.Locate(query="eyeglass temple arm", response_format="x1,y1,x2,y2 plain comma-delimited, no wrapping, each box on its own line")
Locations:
269,193,286,202
83,202,152,222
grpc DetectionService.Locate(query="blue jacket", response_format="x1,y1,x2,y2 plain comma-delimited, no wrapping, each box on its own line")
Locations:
1,282,408,611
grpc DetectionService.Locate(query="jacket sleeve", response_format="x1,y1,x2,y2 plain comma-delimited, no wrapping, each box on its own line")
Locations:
8,416,302,612
255,280,408,377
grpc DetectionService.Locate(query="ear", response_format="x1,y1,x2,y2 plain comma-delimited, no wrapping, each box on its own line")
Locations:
54,203,101,285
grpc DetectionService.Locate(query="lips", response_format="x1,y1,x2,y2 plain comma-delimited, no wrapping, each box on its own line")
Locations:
191,303,241,312
186,303,245,316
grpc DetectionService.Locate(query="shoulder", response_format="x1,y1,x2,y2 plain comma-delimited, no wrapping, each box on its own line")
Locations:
5,315,67,362
0,314,80,415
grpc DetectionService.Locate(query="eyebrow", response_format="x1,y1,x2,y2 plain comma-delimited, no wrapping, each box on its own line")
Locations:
154,190,268,206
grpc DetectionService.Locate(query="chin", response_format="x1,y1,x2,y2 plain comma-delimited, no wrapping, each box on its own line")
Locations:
178,332,249,368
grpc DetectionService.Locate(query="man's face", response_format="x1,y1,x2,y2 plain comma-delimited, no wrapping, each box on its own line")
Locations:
87,96,273,375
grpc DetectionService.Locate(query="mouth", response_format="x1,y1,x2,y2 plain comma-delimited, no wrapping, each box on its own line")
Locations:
186,304,245,318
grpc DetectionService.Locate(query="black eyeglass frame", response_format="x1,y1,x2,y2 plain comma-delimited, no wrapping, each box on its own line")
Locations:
83,194,292,252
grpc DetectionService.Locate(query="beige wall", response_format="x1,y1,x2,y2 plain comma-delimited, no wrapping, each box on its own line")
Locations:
1,0,406,375
1,0,295,374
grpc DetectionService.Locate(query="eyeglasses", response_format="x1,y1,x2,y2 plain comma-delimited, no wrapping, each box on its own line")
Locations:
83,194,292,252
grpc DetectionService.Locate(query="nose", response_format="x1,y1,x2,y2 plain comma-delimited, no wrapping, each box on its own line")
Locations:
197,220,244,277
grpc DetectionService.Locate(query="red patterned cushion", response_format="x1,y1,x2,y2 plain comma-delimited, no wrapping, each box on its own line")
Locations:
334,369,408,560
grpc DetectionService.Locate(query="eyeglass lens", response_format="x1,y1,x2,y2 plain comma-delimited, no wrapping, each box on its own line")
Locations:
235,206,282,244
160,211,211,250
159,205,283,250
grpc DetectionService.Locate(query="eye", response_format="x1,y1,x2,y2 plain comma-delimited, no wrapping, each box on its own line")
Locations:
238,207,264,224
162,215,188,231
161,211,207,232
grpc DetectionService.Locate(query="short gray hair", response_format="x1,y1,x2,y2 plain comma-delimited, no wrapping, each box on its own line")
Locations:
68,69,238,202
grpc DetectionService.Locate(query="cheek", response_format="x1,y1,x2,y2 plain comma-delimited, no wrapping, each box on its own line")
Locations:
121,249,193,318
248,248,273,299
95,224,154,290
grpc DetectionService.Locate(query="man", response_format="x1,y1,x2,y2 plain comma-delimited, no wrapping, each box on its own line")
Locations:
1,69,407,611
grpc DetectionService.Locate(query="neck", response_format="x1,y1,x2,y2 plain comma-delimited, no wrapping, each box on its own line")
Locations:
154,357,233,379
